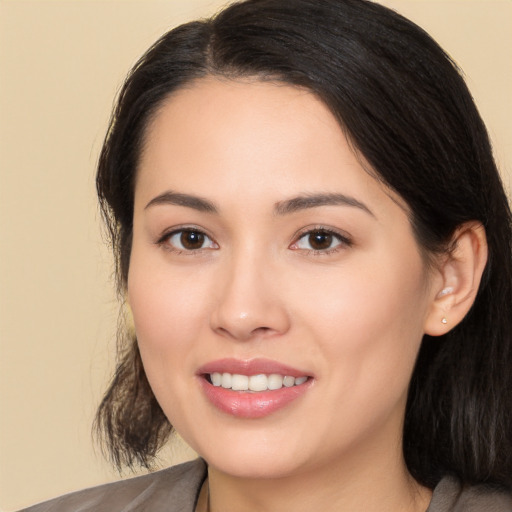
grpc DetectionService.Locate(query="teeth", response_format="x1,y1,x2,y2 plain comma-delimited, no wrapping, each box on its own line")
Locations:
283,376,295,387
249,374,268,391
231,374,249,391
211,372,222,386
221,373,232,389
210,372,308,391
268,374,283,390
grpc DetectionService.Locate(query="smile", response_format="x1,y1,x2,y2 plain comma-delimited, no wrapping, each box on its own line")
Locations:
197,359,313,418
209,372,308,391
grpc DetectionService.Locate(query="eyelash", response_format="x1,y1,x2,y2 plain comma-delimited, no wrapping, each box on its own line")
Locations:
290,226,352,255
156,226,352,255
156,226,218,255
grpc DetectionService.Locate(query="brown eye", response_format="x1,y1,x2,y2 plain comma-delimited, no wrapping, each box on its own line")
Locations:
166,229,217,251
292,228,348,253
308,231,334,250
180,230,205,250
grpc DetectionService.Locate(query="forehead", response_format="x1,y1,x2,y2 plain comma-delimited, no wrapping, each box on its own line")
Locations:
136,77,406,218
140,77,345,172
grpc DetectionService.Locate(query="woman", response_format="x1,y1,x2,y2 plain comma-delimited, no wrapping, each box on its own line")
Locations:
21,0,512,510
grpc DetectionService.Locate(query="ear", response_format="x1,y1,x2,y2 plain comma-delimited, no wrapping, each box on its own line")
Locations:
424,221,488,336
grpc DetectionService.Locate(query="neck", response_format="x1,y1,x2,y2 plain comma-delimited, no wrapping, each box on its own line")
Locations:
206,431,432,512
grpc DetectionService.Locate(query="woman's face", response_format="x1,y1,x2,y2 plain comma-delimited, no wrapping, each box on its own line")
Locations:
129,78,439,479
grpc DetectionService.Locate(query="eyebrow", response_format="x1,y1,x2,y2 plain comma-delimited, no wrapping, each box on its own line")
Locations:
144,190,374,217
145,191,218,213
274,193,375,217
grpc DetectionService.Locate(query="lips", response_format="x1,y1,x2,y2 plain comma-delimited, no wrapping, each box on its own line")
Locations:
197,358,313,419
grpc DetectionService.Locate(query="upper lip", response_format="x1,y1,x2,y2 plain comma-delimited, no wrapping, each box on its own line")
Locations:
197,358,312,378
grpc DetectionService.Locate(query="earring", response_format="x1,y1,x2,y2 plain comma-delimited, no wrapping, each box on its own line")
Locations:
441,317,447,324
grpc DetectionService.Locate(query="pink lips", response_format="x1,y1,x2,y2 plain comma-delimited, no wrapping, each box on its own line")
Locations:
197,358,313,419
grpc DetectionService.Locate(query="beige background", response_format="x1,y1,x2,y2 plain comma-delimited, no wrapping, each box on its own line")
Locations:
1,1,511,510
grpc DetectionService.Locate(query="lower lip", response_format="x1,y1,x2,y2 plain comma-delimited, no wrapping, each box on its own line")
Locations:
199,378,312,419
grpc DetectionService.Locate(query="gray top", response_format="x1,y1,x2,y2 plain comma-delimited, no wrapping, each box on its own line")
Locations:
426,476,512,512
20,459,512,512
19,459,207,512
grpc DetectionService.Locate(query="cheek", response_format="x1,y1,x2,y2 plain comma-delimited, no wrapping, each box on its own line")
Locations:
294,252,428,396
127,249,213,364
296,250,427,333
126,254,215,424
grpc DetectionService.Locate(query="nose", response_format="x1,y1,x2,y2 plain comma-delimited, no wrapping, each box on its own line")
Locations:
209,253,291,341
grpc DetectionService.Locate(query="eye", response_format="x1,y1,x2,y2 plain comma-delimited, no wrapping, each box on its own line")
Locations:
161,229,218,252
290,228,350,253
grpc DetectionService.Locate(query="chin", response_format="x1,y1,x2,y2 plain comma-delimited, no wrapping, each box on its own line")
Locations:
179,424,311,480
206,450,308,480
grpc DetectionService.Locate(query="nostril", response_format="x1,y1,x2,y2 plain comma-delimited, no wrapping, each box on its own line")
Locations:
251,326,273,335
210,297,291,340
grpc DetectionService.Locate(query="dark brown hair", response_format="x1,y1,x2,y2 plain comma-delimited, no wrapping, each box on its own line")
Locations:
95,0,512,489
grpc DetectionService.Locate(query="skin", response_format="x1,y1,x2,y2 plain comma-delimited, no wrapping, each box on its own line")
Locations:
128,77,444,511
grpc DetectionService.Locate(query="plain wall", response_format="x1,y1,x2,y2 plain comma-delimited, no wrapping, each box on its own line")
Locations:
1,1,510,510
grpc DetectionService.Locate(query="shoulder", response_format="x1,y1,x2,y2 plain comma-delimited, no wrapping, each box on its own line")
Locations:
19,458,207,512
428,475,512,512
